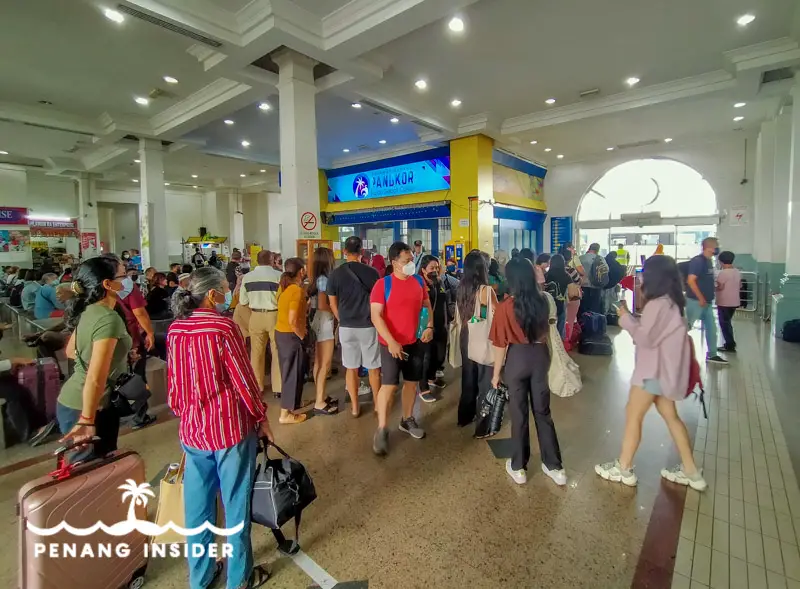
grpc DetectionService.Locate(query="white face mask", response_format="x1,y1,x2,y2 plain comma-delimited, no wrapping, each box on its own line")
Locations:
401,261,416,276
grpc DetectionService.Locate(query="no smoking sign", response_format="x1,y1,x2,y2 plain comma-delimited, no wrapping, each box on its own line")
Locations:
300,211,317,231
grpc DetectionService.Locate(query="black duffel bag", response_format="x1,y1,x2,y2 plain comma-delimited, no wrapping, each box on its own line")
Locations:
252,439,317,555
474,384,509,439
784,319,800,343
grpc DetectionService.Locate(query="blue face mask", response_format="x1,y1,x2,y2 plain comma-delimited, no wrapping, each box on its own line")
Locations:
216,290,233,313
118,277,134,300
447,264,456,273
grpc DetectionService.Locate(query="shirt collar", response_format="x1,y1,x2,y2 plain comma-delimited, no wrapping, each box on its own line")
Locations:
191,308,220,316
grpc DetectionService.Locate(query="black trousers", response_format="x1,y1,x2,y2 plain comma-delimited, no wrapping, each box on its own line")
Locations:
420,330,447,392
458,327,492,426
717,306,737,349
505,343,562,472
275,331,306,411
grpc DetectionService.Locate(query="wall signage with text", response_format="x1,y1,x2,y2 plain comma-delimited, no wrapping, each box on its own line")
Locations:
327,156,451,203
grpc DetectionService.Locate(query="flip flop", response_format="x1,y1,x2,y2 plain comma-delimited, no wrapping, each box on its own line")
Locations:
324,396,339,406
313,402,338,416
204,560,224,589
249,565,270,589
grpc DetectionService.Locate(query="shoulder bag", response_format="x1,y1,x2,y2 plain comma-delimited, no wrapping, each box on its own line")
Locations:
447,306,462,368
467,285,495,366
544,292,582,398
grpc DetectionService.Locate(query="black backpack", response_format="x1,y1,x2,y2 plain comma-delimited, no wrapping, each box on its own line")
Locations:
783,320,800,343
589,256,610,288
9,282,24,307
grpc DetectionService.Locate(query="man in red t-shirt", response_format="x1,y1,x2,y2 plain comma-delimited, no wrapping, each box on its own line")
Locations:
369,241,433,455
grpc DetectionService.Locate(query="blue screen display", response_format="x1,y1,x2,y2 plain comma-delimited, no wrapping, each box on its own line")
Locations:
327,156,451,203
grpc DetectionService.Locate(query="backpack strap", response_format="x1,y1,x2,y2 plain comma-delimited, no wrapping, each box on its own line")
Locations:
382,275,392,304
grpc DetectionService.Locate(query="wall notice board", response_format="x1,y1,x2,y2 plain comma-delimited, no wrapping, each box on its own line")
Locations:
550,216,573,254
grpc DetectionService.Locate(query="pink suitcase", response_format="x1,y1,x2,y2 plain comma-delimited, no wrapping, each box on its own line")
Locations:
17,358,60,422
18,444,148,589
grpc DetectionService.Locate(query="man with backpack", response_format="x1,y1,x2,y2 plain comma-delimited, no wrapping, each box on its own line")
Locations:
579,243,608,315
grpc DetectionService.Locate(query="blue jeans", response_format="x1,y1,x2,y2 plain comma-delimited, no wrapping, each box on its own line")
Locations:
685,298,717,357
556,302,566,340
56,402,119,461
182,432,258,589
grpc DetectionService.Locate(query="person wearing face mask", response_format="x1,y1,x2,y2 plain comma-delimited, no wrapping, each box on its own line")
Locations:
685,237,728,365
417,255,448,403
369,241,434,455
56,257,132,456
274,258,310,425
167,267,273,589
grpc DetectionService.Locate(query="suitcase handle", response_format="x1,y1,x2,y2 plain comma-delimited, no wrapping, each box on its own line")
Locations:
53,436,102,457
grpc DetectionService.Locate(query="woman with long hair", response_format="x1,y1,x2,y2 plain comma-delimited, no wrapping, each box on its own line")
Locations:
168,267,273,589
490,257,565,486
417,255,448,402
456,250,497,426
559,246,583,341
487,258,507,300
595,255,706,491
275,258,310,424
57,257,131,456
544,254,571,339
308,247,338,415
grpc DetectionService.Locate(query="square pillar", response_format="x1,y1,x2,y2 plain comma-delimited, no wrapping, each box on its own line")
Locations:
450,135,494,252
139,138,168,270
77,173,100,259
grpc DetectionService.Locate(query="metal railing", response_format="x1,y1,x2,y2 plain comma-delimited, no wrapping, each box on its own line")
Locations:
736,271,758,317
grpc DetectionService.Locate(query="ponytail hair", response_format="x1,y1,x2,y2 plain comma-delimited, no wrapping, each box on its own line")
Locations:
64,257,119,330
171,267,224,319
279,257,305,293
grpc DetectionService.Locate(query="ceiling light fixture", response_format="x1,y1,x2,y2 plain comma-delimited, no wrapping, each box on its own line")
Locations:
191,174,198,178
450,99,462,107
544,147,552,152
103,8,125,23
607,147,615,151
343,148,350,153
260,169,266,173
134,159,141,163
193,185,198,189
351,102,362,109
163,76,178,84
241,140,250,147
132,179,139,183
390,117,399,124
448,17,464,32
27,215,72,222
734,102,746,108
664,138,673,143
625,77,640,87
224,119,234,125
557,154,564,159
545,98,556,105
733,116,744,122
530,140,538,145
0,150,9,155
240,174,246,178
737,13,755,26
415,79,428,90
164,182,170,186
134,96,149,106
258,102,271,111
379,140,387,144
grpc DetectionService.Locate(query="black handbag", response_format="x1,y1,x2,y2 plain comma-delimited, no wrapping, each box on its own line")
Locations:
251,439,317,555
474,384,509,439
110,371,150,414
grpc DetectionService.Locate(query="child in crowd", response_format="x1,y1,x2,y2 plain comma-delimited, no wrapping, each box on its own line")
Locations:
595,255,707,491
715,251,741,353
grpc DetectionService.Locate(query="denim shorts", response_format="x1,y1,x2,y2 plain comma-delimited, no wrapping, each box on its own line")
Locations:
642,379,663,396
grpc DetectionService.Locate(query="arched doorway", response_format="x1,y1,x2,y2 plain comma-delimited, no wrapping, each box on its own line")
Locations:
576,158,718,267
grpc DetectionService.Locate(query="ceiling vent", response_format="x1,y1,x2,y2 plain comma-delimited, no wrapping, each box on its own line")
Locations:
0,117,94,137
116,4,223,48
410,119,445,133
579,88,600,99
357,144,372,151
762,67,795,84
358,99,404,117
616,139,661,150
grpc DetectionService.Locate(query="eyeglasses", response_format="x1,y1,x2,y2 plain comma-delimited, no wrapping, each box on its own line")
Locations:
114,274,127,280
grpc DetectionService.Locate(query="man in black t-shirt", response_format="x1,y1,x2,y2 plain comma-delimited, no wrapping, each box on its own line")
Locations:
686,237,727,365
327,236,381,414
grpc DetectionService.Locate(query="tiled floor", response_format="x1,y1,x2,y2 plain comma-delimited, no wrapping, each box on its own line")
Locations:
0,318,797,588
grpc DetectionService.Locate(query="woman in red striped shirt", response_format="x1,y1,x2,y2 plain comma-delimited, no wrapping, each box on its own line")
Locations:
167,267,273,589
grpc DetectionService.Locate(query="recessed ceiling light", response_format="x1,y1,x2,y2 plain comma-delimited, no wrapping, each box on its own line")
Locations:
258,102,271,111
390,117,399,124
379,140,387,144
737,13,755,26
530,140,538,145
415,79,428,90
0,150,8,155
191,174,198,178
448,17,464,32
241,140,250,147
193,185,198,189
260,169,266,173
545,98,556,105
664,138,673,143
164,182,170,186
132,179,139,183
544,147,552,152
240,174,246,178
134,96,149,106
163,76,178,84
450,99,462,107
625,77,640,87
224,119,234,125
343,148,350,153
734,116,744,122
607,147,615,151
734,102,746,108
351,102,362,109
134,159,141,163
103,8,124,23
557,154,564,159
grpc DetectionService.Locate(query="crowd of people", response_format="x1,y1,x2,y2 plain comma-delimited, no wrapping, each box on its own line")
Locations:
1,233,745,588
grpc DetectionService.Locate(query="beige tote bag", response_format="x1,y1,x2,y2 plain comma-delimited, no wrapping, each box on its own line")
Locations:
467,285,495,366
544,292,582,398
448,307,462,368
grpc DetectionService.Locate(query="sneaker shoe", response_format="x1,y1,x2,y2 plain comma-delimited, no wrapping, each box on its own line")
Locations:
661,464,708,491
417,388,437,404
372,428,389,456
717,346,736,353
131,414,157,430
399,417,426,439
28,420,57,447
706,355,729,365
506,459,527,485
435,369,445,379
542,463,567,486
429,378,447,389
357,382,372,397
594,460,638,486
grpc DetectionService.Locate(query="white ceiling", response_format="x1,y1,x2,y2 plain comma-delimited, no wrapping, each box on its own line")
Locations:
291,0,355,17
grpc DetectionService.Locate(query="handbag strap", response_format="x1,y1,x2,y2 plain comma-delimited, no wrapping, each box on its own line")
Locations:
272,512,303,556
261,437,293,460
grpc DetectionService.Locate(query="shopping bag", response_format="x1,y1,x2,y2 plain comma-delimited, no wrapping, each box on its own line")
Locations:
474,384,509,439
467,285,495,366
545,293,582,398
447,308,462,369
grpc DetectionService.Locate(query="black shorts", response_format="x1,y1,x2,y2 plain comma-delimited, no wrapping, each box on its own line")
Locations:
379,341,424,385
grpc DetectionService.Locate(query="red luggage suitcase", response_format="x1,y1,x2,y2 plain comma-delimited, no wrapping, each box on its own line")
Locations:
18,442,148,589
17,358,60,422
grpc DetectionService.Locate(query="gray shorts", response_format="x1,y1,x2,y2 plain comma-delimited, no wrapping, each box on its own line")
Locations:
642,379,663,396
339,326,381,370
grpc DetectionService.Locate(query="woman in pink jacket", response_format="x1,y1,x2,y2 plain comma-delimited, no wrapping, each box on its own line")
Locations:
594,255,707,491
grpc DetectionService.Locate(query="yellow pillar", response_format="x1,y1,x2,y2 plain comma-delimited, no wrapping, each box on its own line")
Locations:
318,170,339,242
450,135,494,252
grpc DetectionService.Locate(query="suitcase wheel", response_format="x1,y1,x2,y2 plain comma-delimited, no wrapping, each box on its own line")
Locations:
128,566,147,589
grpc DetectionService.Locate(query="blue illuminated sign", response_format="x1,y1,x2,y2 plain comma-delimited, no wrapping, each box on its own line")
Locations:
327,156,451,203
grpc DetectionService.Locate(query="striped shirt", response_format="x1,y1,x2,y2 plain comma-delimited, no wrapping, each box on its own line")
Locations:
239,265,282,311
167,308,266,451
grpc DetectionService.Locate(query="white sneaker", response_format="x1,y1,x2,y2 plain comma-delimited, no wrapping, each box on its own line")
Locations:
506,459,527,485
357,382,372,396
542,463,567,486
661,464,708,491
594,460,638,486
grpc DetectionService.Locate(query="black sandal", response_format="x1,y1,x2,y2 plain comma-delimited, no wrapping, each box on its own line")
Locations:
249,565,270,589
324,396,339,406
313,402,338,416
204,560,224,589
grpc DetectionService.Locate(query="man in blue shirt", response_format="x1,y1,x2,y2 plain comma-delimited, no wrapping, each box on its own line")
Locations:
686,237,727,365
33,273,62,319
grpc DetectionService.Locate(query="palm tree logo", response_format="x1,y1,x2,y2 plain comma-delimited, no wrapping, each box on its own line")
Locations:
119,479,156,523
353,174,369,198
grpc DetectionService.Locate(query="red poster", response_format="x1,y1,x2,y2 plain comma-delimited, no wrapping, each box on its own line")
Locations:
81,232,98,252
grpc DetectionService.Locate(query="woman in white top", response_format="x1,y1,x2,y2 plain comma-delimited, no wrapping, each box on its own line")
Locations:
309,247,338,415
559,244,584,342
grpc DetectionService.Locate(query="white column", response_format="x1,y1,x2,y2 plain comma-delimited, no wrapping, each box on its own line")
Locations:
139,139,168,270
77,173,100,259
274,49,321,248
785,90,800,274
228,192,245,252
775,106,792,268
